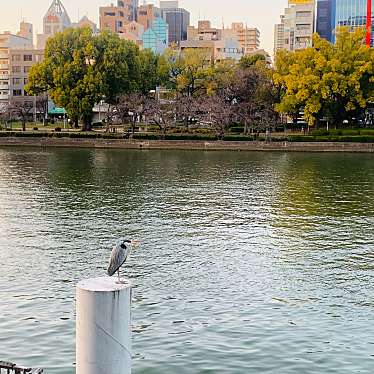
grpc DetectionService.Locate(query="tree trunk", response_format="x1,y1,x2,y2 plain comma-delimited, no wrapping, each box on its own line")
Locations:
22,120,26,132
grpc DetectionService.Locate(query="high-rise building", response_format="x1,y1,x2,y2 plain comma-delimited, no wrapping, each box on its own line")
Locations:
274,16,285,53
100,0,138,34
37,0,72,49
274,0,316,53
333,0,373,45
316,0,373,46
137,4,161,31
160,0,190,45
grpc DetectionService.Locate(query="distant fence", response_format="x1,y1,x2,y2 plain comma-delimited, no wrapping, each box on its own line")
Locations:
0,361,43,374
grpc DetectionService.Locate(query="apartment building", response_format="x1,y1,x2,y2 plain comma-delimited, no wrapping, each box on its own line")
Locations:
229,23,260,53
137,4,161,31
274,0,316,53
100,0,138,34
0,31,43,108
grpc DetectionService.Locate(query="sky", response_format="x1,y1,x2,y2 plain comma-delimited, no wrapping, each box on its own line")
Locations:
0,0,288,53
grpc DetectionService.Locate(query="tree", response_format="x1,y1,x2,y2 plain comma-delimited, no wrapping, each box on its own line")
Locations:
8,99,34,131
274,28,374,128
26,28,144,131
239,53,266,69
199,94,234,139
116,93,148,135
164,48,211,96
144,98,175,137
175,94,200,130
35,95,49,125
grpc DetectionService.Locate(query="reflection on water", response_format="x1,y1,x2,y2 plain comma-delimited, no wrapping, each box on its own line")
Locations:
0,148,374,373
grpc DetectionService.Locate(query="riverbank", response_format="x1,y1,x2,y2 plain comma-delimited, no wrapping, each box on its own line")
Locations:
1,136,374,152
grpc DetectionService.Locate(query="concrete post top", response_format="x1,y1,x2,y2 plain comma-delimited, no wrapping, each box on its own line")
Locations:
77,277,132,292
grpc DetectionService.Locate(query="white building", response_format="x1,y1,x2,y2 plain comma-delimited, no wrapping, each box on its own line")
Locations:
274,0,315,53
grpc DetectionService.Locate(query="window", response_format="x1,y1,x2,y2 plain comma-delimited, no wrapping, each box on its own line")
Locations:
13,89,22,96
12,66,21,73
12,55,21,62
23,55,32,62
104,12,115,16
24,66,31,73
118,21,123,27
24,78,28,84
12,78,21,85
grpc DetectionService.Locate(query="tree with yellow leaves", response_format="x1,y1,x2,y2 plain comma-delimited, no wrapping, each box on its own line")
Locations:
274,28,374,128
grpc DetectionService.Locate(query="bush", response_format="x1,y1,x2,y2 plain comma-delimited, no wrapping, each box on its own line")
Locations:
229,126,245,134
222,135,254,141
33,127,38,131
133,133,159,140
164,134,217,141
54,127,62,132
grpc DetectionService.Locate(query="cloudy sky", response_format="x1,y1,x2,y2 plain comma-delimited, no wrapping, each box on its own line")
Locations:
0,0,288,53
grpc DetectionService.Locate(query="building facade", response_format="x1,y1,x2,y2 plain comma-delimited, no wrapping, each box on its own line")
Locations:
37,0,72,49
160,1,190,45
333,0,373,45
0,31,43,108
100,0,138,34
142,17,169,54
229,23,260,53
316,0,374,45
137,4,161,31
274,0,316,53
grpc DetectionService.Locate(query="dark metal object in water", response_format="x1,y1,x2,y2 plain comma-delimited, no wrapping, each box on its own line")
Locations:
0,361,43,373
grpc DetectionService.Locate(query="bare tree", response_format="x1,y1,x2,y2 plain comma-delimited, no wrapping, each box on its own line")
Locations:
144,98,175,138
8,99,34,131
116,93,147,135
199,94,234,139
35,95,49,125
175,94,200,131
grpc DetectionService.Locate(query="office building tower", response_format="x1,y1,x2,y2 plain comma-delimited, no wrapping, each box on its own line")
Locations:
160,0,190,44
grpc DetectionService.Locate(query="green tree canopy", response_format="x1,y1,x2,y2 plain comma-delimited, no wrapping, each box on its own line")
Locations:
26,28,157,130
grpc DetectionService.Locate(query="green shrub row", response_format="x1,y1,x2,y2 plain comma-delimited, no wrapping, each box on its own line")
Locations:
312,129,374,136
289,135,374,143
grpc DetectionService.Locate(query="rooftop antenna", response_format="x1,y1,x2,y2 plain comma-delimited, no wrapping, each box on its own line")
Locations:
222,17,224,29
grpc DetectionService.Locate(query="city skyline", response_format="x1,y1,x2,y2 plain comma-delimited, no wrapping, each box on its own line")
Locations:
0,0,288,54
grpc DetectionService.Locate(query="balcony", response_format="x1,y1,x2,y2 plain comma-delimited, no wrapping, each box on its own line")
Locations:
0,94,9,100
0,53,8,59
0,84,9,90
0,64,9,70
0,74,9,80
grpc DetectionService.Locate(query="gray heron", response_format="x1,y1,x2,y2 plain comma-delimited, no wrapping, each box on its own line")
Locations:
107,239,140,283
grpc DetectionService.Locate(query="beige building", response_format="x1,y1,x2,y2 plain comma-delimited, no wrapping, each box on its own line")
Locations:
187,21,260,55
100,0,138,35
0,30,43,108
274,0,315,53
137,4,161,31
230,23,260,54
119,21,144,46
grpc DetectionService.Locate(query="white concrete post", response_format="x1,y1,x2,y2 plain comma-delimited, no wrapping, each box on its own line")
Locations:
76,277,132,374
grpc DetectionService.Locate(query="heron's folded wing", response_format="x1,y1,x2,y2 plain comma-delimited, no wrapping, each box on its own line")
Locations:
107,246,126,276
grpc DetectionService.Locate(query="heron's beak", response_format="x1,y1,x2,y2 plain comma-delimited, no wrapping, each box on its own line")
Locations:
131,240,141,247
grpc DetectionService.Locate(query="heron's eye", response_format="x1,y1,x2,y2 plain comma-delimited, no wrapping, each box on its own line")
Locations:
120,243,126,249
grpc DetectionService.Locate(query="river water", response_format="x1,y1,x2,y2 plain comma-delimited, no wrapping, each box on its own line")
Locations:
0,147,373,373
